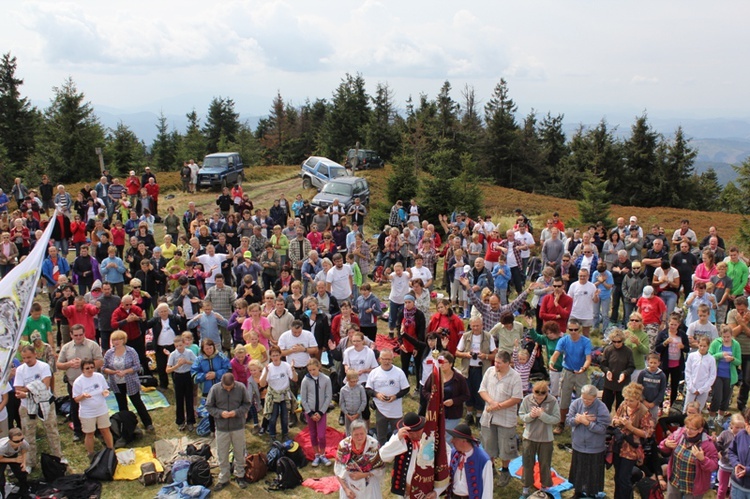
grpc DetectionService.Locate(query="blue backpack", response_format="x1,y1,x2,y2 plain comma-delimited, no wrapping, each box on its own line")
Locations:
195,417,211,437
171,459,191,484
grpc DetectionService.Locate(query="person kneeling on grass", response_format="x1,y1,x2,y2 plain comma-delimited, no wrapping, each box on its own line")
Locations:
301,358,333,467
0,428,29,495
73,359,115,459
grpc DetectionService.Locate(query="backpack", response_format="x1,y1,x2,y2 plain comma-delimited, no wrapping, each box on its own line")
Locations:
185,443,212,460
266,441,287,472
170,459,191,484
244,452,268,483
84,448,117,482
187,458,213,488
110,410,139,445
138,462,159,486
266,457,302,491
41,453,68,482
139,375,158,388
54,396,71,418
284,441,308,469
195,417,211,437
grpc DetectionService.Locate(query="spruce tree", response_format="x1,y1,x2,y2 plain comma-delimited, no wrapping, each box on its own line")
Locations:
203,97,239,153
483,78,520,187
577,172,612,227
152,112,181,171
0,53,38,169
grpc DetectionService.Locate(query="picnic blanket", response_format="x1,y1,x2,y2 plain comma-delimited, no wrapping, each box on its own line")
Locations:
105,389,170,415
509,456,573,499
113,446,164,480
302,476,340,494
375,334,399,352
294,426,345,461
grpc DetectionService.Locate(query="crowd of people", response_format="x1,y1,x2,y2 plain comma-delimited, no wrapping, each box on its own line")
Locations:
2,169,750,498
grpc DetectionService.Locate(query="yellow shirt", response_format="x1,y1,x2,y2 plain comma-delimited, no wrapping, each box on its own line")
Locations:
160,243,176,261
246,343,267,365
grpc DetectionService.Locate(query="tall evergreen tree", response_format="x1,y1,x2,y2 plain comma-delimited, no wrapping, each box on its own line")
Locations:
203,97,240,153
452,153,484,218
577,172,612,227
386,154,419,204
34,77,105,182
514,111,545,192
483,78,520,187
318,73,370,159
621,114,660,206
719,180,744,214
0,53,38,169
105,122,146,175
181,109,206,163
687,168,722,211
435,81,460,150
655,126,698,208
538,112,568,194
151,112,181,171
365,82,399,160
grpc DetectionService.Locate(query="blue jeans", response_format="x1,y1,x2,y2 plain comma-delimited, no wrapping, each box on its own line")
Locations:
388,301,404,330
660,291,678,315
595,296,611,330
54,239,69,257
731,482,750,499
268,400,288,438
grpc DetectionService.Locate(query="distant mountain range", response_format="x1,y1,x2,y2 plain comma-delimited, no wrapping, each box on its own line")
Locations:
93,107,750,185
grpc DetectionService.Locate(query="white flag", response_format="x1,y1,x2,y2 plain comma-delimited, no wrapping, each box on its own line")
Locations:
0,211,58,384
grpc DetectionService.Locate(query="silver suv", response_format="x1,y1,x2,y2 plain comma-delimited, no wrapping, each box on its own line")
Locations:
300,156,349,190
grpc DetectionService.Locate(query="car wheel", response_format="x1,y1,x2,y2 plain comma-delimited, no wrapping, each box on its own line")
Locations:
303,177,312,190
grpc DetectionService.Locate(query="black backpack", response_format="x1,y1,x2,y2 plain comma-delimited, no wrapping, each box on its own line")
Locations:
110,410,138,444
36,474,102,499
41,453,68,482
266,457,302,491
284,442,308,469
187,458,213,488
84,448,117,482
266,441,287,472
185,443,212,460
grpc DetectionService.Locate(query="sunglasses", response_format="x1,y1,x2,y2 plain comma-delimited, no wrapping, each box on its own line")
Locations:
612,340,623,344
629,319,641,322
10,439,23,444
132,286,141,289
533,390,548,395
568,328,580,332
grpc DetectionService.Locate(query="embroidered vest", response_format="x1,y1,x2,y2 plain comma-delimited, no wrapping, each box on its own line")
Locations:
449,445,491,499
390,439,413,496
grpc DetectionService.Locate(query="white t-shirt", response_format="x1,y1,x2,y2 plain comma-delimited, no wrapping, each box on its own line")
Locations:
14,360,52,409
277,329,317,366
515,231,535,258
0,384,11,421
72,372,109,418
686,320,719,348
365,365,410,419
389,271,412,304
157,318,177,346
409,266,432,285
197,253,229,284
506,241,518,268
457,334,497,368
326,265,353,300
568,281,597,320
343,346,379,384
264,361,294,392
654,267,680,293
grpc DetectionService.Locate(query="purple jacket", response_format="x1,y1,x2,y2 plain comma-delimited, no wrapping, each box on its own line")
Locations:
659,427,719,495
729,429,750,489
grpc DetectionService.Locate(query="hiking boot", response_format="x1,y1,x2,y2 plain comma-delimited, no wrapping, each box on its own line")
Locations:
146,425,155,433
258,426,266,435
311,456,321,467
213,481,228,492
281,434,289,441
234,477,248,489
497,470,511,488
72,432,83,443
338,413,345,426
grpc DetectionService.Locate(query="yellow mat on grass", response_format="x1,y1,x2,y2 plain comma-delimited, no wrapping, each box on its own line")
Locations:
113,446,164,480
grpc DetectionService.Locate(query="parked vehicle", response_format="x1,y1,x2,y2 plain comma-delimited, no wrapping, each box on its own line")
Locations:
197,152,245,190
345,149,384,170
311,177,370,211
300,156,349,190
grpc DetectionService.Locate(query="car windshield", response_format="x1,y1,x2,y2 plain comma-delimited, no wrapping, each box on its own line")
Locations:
321,183,353,196
203,157,228,168
329,167,347,178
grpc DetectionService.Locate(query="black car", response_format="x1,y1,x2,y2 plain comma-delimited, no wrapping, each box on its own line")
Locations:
344,149,384,170
311,177,370,211
197,152,245,189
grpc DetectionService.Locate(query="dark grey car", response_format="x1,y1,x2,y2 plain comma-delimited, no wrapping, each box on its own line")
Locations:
311,177,370,211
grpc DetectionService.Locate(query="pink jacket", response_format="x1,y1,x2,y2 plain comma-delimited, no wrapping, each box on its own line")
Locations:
659,427,719,495
62,303,100,340
693,263,717,286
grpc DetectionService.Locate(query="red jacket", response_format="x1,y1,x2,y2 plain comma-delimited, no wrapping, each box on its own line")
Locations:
125,177,141,196
110,304,144,340
70,221,88,244
330,314,360,344
539,292,573,332
62,303,99,340
144,182,159,200
427,312,464,355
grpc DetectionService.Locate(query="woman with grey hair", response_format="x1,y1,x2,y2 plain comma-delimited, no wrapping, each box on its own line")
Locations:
334,418,385,499
566,383,611,499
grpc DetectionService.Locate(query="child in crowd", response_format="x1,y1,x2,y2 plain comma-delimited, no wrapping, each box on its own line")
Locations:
512,339,537,395
686,304,718,350
346,252,362,301
339,369,367,436
0,428,29,496
245,331,268,366
491,253,511,304
300,358,332,467
111,220,126,258
715,413,745,499
637,353,667,421
684,336,717,411
711,262,733,325
181,332,199,415
166,336,196,431
248,360,266,435
230,345,251,388
448,248,466,315
260,346,297,441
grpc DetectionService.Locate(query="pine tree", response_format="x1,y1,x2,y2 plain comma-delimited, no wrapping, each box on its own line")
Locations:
151,112,181,171
181,109,206,163
538,112,568,194
419,150,460,223
719,181,744,214
203,97,239,153
34,77,105,183
0,53,38,170
386,154,419,204
435,81,459,149
514,111,545,192
365,82,400,160
621,114,660,206
318,73,370,159
483,78,520,186
657,126,698,207
104,122,146,175
452,153,484,217
576,172,612,227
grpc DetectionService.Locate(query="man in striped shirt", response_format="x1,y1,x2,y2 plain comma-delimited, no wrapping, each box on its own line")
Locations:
460,276,540,332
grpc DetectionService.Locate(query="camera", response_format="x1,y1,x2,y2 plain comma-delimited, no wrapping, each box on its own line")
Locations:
471,352,478,361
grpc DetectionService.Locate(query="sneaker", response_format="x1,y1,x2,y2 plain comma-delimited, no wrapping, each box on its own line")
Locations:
178,423,187,431
72,432,82,443
186,424,195,432
146,425,155,433
311,456,321,467
234,477,248,489
497,470,511,488
213,481,228,492
338,413,345,426
258,427,267,435
60,457,69,465
320,456,332,466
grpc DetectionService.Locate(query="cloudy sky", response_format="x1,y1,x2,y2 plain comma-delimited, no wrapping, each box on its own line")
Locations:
3,0,749,125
